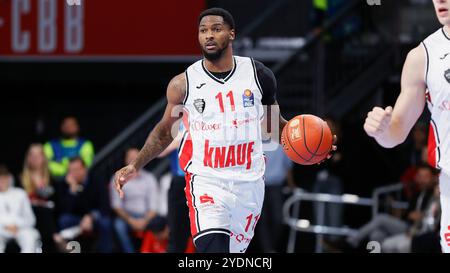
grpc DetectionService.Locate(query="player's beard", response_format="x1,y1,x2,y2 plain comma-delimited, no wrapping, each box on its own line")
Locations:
202,40,228,61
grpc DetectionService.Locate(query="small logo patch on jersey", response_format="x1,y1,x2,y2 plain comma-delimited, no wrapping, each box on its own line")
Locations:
242,89,254,107
199,193,214,204
440,53,449,60
196,83,206,89
194,99,206,113
445,69,450,84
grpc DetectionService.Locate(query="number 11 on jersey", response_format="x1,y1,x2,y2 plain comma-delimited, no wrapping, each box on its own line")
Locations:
216,91,235,112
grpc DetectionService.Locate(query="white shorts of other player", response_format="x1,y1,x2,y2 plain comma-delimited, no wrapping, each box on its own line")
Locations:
439,169,450,253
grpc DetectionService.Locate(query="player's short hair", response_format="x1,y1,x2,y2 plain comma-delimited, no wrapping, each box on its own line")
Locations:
198,7,235,30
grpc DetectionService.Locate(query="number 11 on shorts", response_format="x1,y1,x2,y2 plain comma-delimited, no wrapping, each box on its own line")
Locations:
244,213,260,233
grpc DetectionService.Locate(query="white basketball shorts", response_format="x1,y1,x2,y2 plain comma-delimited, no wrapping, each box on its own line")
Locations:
184,173,265,253
440,170,450,253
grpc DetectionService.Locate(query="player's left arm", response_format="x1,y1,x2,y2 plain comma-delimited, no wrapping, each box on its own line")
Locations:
253,60,287,142
266,100,288,142
256,60,336,161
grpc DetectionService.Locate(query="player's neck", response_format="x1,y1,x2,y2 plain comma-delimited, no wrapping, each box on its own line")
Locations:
203,48,234,73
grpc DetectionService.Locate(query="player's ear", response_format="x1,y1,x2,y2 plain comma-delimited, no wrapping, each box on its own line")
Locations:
229,29,235,41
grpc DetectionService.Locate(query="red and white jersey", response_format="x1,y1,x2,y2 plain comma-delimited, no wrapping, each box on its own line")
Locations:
179,56,266,181
422,27,450,173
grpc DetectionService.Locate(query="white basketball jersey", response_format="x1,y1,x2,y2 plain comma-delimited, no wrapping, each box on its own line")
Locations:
178,56,266,181
422,27,450,174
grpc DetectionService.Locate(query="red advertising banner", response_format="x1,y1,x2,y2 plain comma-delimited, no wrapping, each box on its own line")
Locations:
0,0,205,59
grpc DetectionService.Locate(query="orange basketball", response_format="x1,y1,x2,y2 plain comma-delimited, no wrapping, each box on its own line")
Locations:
281,114,333,165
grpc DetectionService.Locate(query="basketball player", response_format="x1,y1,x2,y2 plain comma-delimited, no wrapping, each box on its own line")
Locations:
115,8,334,253
364,0,450,252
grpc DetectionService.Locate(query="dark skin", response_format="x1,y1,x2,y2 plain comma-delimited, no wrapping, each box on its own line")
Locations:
115,15,335,197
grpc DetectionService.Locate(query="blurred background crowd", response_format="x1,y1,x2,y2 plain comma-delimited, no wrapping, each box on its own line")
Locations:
0,0,444,252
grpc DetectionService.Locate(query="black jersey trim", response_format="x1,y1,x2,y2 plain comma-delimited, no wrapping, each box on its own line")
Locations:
421,42,430,88
193,228,231,242
431,119,441,167
442,27,450,41
183,70,189,105
201,57,237,84
189,174,200,233
251,58,264,96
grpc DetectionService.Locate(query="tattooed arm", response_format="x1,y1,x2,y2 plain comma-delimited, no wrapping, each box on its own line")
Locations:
114,73,186,198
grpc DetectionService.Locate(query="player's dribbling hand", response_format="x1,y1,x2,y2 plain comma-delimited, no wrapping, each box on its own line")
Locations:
114,164,138,199
364,106,393,138
317,135,337,165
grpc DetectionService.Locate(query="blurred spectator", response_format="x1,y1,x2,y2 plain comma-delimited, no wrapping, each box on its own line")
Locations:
410,183,441,253
256,142,295,253
54,157,112,253
20,144,61,252
400,123,429,199
139,172,195,253
0,165,40,253
382,172,440,253
157,124,191,253
312,118,344,246
311,0,361,38
110,148,167,253
409,122,428,166
158,173,171,218
346,164,437,249
21,144,54,205
44,116,94,180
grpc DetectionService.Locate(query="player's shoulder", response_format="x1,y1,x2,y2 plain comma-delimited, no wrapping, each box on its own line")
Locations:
402,44,427,86
169,72,186,89
251,58,270,70
166,72,187,104
167,72,187,94
405,44,426,66
422,27,445,44
407,28,446,61
250,58,275,78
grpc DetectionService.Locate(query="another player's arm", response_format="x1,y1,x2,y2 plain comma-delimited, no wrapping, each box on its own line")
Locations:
115,73,186,198
364,45,427,148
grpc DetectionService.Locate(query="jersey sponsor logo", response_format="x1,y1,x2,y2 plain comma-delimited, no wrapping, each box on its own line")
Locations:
440,53,449,60
231,117,257,129
194,99,206,113
199,193,214,204
196,83,206,89
242,89,255,107
445,69,450,84
230,231,252,245
191,121,221,132
203,140,254,170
